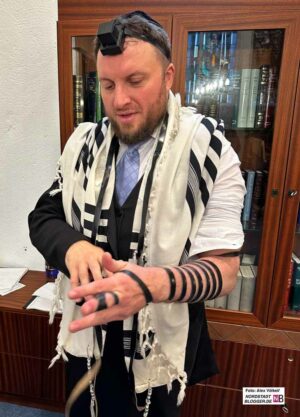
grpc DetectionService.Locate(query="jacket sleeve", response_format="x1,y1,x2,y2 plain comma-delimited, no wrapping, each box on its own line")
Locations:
28,181,90,275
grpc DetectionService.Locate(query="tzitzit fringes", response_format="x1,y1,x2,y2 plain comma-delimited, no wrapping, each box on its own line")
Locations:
49,272,63,324
87,352,98,417
49,161,63,196
142,383,153,417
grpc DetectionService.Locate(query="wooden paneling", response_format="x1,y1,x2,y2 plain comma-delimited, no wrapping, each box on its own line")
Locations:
208,341,299,399
180,385,300,417
260,346,300,399
205,386,263,417
180,384,205,417
0,353,65,404
207,341,264,389
0,311,60,359
266,397,300,416
58,0,300,21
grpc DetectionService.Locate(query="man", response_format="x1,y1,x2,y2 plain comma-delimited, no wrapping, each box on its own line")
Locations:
28,11,245,417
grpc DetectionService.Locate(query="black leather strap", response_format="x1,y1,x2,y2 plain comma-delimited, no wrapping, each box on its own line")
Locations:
174,267,187,301
164,267,176,301
181,266,197,303
91,137,118,244
136,140,164,261
122,269,153,303
201,259,223,299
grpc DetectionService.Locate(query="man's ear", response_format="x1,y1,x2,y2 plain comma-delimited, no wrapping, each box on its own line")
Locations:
165,63,175,90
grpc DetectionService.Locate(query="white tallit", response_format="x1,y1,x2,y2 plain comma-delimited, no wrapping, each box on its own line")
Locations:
49,91,225,405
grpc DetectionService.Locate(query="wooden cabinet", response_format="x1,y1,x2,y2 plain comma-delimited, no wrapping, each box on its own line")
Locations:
0,272,65,412
54,1,300,415
171,9,300,330
180,340,300,417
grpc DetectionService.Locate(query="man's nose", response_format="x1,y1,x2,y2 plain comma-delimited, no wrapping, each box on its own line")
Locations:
113,85,131,109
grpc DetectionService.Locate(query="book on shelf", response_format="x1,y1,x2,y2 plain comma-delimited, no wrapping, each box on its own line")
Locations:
227,69,241,128
263,66,278,128
241,253,256,265
254,64,270,128
249,170,264,229
205,299,215,308
291,253,300,311
227,269,243,311
250,265,258,277
242,170,256,228
239,265,256,312
246,68,260,128
95,74,103,122
214,295,228,309
73,75,85,127
72,46,85,127
237,68,252,128
85,71,97,122
236,30,254,68
282,258,295,314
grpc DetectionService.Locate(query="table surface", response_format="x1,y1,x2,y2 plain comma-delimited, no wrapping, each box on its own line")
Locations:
0,270,50,313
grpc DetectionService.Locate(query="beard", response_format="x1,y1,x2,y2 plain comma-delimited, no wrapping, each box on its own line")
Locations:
108,83,168,145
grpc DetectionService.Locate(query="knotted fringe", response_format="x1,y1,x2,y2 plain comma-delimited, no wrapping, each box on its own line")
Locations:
138,304,187,408
49,272,63,325
49,161,63,196
64,357,101,417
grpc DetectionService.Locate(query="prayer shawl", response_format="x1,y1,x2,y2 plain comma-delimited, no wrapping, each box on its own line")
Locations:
49,91,225,407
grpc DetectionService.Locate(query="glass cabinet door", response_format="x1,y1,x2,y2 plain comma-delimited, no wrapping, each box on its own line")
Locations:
286,204,300,316
184,29,284,315
72,36,103,127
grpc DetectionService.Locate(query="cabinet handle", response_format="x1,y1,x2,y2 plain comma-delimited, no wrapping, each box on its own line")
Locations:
288,190,298,197
282,404,289,413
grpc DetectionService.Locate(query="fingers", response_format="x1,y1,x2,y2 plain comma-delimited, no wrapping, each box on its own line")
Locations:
69,278,112,300
95,291,120,311
69,292,120,332
65,241,105,288
101,252,127,274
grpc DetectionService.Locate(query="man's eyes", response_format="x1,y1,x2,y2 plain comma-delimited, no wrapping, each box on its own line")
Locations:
102,83,114,91
129,78,143,86
101,78,144,90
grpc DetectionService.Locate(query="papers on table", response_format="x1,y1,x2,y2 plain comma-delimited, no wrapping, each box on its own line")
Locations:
26,282,63,313
0,267,28,295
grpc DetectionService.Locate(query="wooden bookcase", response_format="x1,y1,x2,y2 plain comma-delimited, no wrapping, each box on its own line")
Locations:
43,0,300,415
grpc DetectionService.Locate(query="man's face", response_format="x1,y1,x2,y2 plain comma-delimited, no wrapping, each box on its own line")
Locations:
97,39,175,144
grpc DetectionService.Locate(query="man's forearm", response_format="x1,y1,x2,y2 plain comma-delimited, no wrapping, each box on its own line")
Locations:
142,255,239,304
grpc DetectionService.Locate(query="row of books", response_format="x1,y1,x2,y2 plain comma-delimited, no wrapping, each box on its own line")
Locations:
235,65,277,129
73,71,103,127
282,253,300,313
206,249,300,314
241,169,268,230
186,29,282,130
205,254,257,312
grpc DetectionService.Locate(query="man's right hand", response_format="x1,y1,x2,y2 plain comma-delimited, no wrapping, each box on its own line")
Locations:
65,240,105,290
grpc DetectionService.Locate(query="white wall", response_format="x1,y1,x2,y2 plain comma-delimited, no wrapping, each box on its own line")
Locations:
0,0,60,270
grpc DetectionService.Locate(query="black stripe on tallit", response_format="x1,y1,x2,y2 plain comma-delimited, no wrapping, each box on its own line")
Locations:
204,155,217,182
